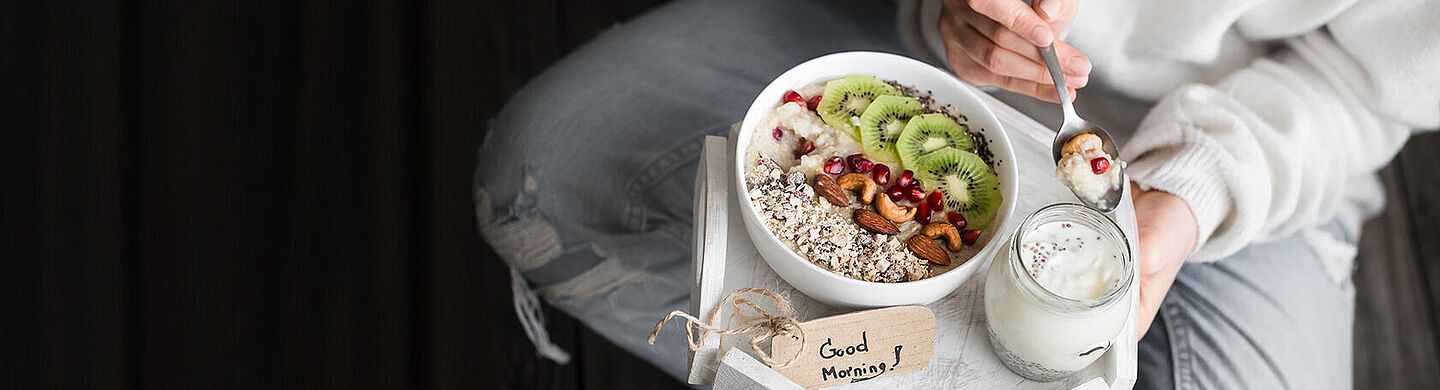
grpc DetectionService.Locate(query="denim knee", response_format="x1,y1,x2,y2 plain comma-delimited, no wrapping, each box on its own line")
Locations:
473,93,702,300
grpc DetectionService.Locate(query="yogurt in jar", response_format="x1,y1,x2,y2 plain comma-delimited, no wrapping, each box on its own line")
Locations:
1022,222,1123,301
984,204,1133,381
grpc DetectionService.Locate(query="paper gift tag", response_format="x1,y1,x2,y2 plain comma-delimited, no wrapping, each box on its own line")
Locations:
770,305,936,388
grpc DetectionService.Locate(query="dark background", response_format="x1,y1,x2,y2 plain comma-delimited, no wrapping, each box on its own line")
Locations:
6,0,1438,388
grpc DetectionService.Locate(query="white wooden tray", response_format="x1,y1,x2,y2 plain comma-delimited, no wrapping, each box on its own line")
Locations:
687,85,1140,390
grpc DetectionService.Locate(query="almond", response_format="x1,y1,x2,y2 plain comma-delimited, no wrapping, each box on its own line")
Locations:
853,209,898,235
921,222,964,251
908,236,949,266
812,174,848,207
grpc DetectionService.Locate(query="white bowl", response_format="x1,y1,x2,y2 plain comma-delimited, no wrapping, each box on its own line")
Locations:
735,52,1020,307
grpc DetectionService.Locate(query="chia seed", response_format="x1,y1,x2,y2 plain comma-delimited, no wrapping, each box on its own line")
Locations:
886,79,1000,172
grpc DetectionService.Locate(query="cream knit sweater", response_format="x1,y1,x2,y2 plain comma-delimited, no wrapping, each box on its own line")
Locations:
899,0,1439,280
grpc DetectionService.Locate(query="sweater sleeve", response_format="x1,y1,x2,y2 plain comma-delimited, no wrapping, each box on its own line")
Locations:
896,0,948,68
1125,0,1440,262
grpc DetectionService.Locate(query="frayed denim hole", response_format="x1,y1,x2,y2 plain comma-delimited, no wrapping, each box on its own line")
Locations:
475,182,564,272
505,174,541,221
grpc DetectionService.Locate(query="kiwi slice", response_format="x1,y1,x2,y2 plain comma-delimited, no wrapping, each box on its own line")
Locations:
896,114,974,169
817,75,900,140
913,149,1002,230
857,95,923,163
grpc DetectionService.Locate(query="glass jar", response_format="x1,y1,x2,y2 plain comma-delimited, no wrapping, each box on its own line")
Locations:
983,203,1134,381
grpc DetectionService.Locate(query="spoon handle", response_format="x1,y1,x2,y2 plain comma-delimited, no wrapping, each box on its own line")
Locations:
1036,44,1078,123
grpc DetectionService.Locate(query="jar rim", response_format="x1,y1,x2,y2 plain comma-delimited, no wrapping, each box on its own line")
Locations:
1007,203,1134,312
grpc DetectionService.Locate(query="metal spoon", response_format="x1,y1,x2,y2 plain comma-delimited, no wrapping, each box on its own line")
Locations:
1019,11,1125,212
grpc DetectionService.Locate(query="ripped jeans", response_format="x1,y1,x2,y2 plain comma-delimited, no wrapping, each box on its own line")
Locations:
475,0,1357,388
473,0,912,378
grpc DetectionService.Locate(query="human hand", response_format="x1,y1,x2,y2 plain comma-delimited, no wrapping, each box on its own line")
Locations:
938,0,1091,103
1129,183,1197,340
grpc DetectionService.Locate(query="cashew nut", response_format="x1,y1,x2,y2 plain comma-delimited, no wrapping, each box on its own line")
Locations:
1061,132,1103,155
921,222,964,251
836,173,878,204
874,192,917,223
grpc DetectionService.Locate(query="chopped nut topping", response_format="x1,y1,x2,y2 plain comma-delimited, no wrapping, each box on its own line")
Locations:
746,158,930,283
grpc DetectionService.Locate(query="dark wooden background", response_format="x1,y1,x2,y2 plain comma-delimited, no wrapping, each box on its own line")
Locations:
6,0,1437,388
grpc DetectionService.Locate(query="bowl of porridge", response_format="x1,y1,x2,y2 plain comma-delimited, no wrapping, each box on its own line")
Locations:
735,52,1020,307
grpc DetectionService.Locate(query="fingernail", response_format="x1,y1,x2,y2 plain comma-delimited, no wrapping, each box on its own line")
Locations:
1067,56,1092,75
1038,0,1063,20
1030,26,1053,46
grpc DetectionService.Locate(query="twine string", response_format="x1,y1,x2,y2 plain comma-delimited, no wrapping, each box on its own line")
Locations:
646,288,806,368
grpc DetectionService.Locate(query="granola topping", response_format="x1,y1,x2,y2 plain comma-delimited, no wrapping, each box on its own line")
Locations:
746,158,930,283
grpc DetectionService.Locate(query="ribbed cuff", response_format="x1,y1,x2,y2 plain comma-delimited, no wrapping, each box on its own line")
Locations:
1125,132,1234,262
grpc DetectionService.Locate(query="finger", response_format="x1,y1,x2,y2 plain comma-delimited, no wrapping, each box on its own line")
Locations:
944,41,1078,102
966,0,1054,46
1135,240,1181,339
1136,279,1165,339
950,56,1073,103
1024,83,1077,103
948,19,1087,87
951,24,1059,86
1034,0,1076,26
975,33,1090,88
1051,41,1093,78
960,11,1092,79
991,72,1073,103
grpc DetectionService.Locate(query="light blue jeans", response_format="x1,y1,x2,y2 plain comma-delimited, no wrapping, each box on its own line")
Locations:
474,0,1355,388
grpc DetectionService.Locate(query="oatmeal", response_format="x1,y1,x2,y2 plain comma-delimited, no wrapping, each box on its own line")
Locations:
747,101,862,178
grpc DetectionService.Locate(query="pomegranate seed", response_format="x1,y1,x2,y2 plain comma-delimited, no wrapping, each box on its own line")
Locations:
925,190,944,209
872,165,891,186
896,170,916,188
794,139,815,157
783,90,806,105
854,161,874,174
906,186,926,203
772,127,784,140
806,95,822,111
823,156,846,175
946,211,967,230
915,202,932,224
886,185,906,201
1091,157,1110,175
960,229,981,245
847,154,874,174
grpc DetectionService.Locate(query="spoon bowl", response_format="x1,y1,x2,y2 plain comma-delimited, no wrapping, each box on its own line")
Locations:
1052,117,1125,212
